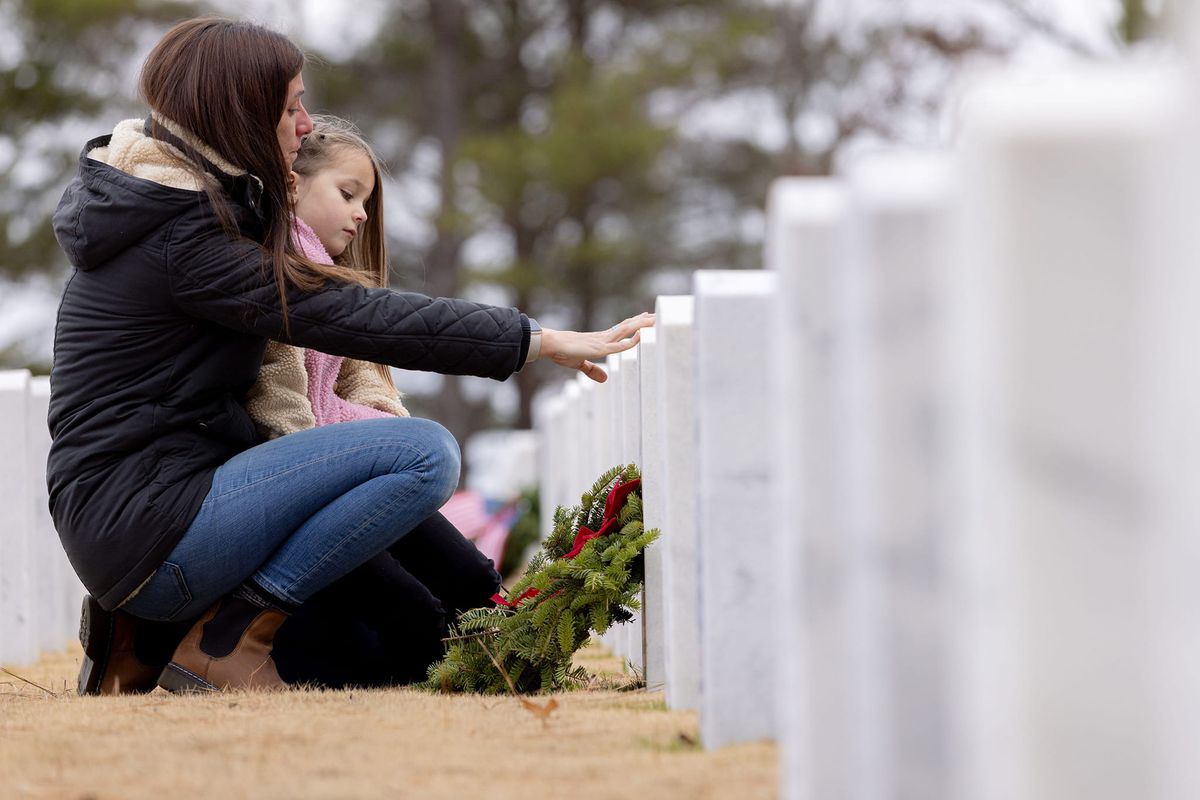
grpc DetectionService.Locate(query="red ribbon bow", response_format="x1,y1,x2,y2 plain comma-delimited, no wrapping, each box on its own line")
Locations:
492,478,641,609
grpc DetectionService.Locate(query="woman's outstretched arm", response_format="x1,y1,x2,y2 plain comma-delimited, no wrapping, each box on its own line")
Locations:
167,209,654,382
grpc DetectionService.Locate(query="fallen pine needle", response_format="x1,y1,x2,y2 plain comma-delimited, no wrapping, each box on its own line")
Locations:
476,639,558,728
1,667,58,697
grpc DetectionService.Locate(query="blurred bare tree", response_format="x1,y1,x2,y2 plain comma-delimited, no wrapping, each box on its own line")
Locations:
307,1,739,439
303,0,1028,440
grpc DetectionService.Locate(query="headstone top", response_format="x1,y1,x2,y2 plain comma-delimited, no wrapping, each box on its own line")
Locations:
768,179,848,227
843,149,952,210
959,65,1182,145
655,295,694,325
693,269,776,298
0,369,32,390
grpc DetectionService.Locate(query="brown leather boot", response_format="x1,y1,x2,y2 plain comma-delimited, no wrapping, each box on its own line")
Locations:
77,595,189,696
157,593,290,693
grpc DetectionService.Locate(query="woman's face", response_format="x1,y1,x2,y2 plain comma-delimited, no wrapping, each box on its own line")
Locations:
276,73,312,168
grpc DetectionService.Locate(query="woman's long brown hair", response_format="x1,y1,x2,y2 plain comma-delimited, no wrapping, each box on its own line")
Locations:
139,17,314,332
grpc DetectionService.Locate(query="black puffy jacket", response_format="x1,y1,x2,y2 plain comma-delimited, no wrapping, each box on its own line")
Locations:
49,132,531,609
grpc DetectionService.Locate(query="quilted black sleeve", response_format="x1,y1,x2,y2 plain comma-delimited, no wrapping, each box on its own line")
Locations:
165,209,526,381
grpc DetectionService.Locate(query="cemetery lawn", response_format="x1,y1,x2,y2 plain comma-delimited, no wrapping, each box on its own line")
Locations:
0,641,777,799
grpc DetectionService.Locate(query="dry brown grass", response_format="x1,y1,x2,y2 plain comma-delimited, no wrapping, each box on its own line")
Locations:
1,641,777,800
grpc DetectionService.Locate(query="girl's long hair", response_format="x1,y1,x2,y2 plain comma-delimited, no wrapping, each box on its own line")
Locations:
139,17,319,330
293,115,389,290
293,115,396,390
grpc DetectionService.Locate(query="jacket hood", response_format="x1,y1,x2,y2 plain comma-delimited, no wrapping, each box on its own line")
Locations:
53,117,249,271
53,138,205,271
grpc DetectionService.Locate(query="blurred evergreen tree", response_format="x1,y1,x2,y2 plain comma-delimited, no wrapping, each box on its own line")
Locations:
0,0,200,284
1118,0,1158,44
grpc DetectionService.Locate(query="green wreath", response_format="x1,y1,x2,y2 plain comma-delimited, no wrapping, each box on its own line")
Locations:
425,464,659,694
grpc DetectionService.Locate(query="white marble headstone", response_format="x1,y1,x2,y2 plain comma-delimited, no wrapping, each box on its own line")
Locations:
601,353,626,659
608,353,625,465
563,378,584,525
655,295,701,710
636,332,667,690
0,370,36,666
619,346,644,674
575,371,599,498
766,178,854,800
1148,20,1200,798
694,269,778,749
25,376,64,654
953,65,1191,800
844,149,956,800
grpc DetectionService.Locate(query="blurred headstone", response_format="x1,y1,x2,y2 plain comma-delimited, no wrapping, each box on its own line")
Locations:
26,376,66,654
952,65,1190,800
843,150,956,800
0,370,36,666
767,178,855,800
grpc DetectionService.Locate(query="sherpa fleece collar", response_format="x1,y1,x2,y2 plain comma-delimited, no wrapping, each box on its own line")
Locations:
86,112,248,192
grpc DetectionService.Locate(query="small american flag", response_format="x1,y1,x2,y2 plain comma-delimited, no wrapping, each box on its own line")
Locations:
440,489,517,566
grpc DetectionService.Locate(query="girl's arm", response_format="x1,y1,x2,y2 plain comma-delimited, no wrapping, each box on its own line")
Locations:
244,341,316,439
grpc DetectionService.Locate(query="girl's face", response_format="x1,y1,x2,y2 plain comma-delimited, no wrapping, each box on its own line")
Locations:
293,148,375,257
276,73,312,168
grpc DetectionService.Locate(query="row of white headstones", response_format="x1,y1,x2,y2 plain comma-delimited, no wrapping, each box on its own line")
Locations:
0,370,87,670
535,60,1200,800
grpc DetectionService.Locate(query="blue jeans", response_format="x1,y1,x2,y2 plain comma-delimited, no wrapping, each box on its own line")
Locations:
123,417,461,622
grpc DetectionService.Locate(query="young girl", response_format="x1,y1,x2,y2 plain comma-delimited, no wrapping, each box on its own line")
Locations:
246,116,500,687
245,115,407,435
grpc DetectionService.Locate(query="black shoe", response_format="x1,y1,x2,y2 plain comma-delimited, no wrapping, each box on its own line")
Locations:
77,595,190,696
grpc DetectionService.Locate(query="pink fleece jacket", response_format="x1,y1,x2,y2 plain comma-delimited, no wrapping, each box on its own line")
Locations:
293,217,393,427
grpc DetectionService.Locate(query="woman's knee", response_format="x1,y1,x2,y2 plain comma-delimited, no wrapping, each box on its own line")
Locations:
399,418,461,505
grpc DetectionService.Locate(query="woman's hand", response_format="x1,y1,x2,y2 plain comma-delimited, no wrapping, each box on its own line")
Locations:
541,312,656,383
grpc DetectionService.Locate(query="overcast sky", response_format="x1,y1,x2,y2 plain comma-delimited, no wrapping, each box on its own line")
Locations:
280,0,1123,57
